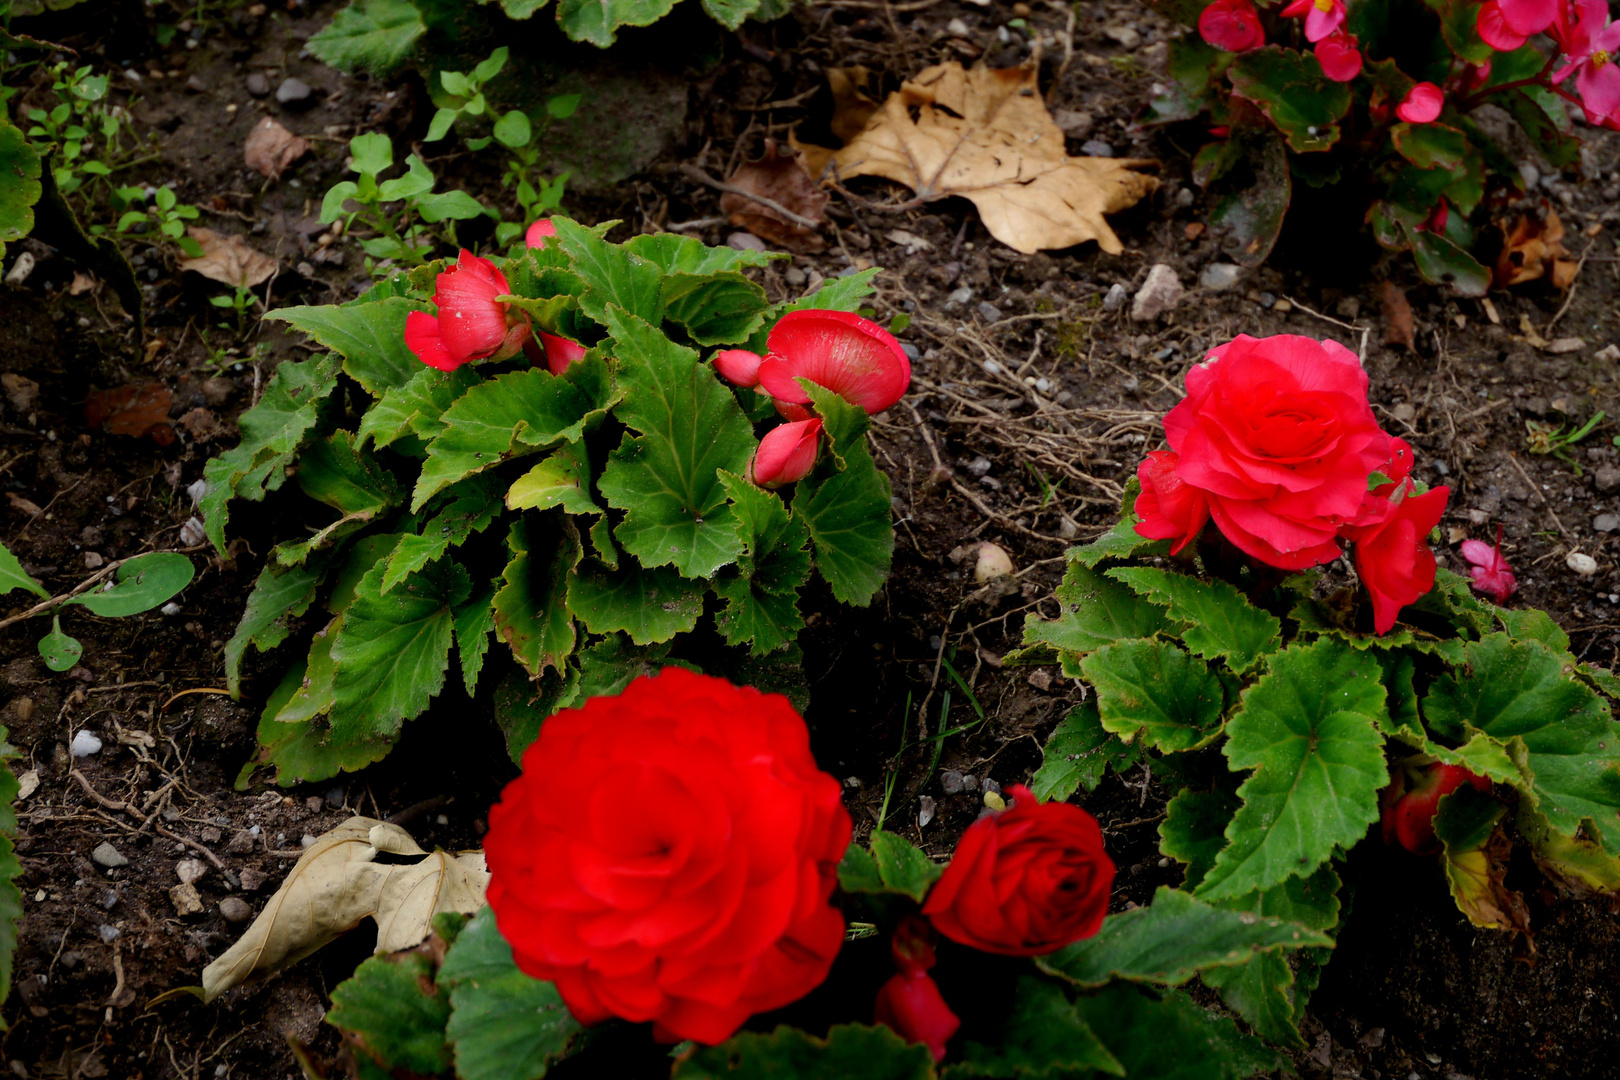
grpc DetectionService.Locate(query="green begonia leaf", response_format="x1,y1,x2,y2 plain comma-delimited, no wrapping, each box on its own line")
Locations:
223,560,326,696
1065,478,1166,568
596,308,754,578
674,1024,936,1080
382,476,503,593
1021,563,1169,673
0,120,44,253
268,297,429,397
552,217,664,322
453,584,496,697
1081,640,1226,752
713,473,811,655
296,430,401,516
1145,36,1229,124
494,519,578,677
1106,567,1281,674
951,976,1124,1078
701,0,764,29
1207,121,1290,268
1194,638,1388,902
1159,789,1241,891
1434,785,1522,930
1031,700,1142,803
1390,122,1470,170
438,909,587,1080
566,559,704,645
660,271,770,346
1498,607,1571,654
864,830,943,902
1226,47,1352,153
1200,951,1303,1050
1501,87,1583,170
492,667,576,763
1037,886,1332,989
307,0,426,74
326,952,451,1076
1073,984,1282,1080
624,232,776,274
506,441,601,515
357,366,479,450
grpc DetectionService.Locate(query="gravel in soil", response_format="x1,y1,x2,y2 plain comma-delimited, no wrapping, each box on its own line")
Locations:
3,0,1620,1077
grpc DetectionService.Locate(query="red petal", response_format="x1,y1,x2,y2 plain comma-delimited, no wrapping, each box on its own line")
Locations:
760,310,911,413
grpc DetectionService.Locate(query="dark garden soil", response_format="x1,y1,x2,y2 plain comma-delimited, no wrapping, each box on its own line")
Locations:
3,0,1620,1077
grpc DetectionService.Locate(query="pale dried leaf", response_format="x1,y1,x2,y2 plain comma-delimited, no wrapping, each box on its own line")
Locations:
179,227,277,288
1495,209,1572,289
1380,281,1415,350
68,272,96,295
243,116,311,180
800,58,1157,255
201,817,487,1001
720,139,828,254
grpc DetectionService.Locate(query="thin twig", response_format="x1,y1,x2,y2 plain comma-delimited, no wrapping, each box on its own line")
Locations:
1545,242,1594,334
678,164,822,230
1507,453,1571,539
1282,295,1367,335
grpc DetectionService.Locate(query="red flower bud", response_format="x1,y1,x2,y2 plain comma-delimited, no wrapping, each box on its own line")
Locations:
538,331,587,375
525,218,557,249
713,349,766,388
1396,82,1444,124
748,419,823,488
404,249,528,372
1381,761,1492,855
1314,31,1363,82
874,969,959,1063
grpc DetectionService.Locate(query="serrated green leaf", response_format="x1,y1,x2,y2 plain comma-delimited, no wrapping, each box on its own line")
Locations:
1031,699,1141,803
492,667,576,763
1066,479,1167,568
68,553,193,617
661,270,770,346
836,844,884,893
1390,122,1470,170
674,1024,937,1080
357,366,480,450
1200,950,1302,1049
1037,886,1331,989
551,217,664,322
596,308,754,578
296,430,401,516
1145,35,1228,124
1517,799,1620,894
453,585,496,697
1073,984,1282,1080
1106,567,1281,674
268,298,429,397
1376,650,1426,745
381,476,503,593
1081,640,1225,752
623,232,777,274
1021,562,1169,671
494,518,578,677
307,0,425,73
202,353,343,554
1500,86,1582,170
713,472,810,655
439,909,587,1080
566,559,703,645
1194,638,1387,902
413,359,616,510
952,975,1124,1078
0,541,47,598
224,560,326,696
0,120,43,250
37,615,81,672
1423,634,1620,853
791,390,892,607
701,0,763,29
1159,789,1241,891
1498,607,1571,655
506,441,600,515
1413,567,1495,638
327,953,451,1076
1226,47,1352,153
864,830,943,902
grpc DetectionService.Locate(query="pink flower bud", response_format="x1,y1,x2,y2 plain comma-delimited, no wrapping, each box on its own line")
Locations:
712,348,765,388
1396,82,1444,124
404,249,526,372
1475,1,1528,50
524,218,557,249
757,310,911,415
1198,0,1266,52
1314,31,1363,82
748,419,823,489
539,331,587,375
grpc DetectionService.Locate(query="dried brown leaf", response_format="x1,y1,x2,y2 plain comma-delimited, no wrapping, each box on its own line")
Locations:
1380,280,1416,350
2,373,39,412
5,492,42,518
798,57,1157,255
179,227,277,288
202,817,488,1001
1495,208,1572,289
1444,825,1531,935
68,272,96,296
720,139,828,254
85,383,175,446
244,116,311,180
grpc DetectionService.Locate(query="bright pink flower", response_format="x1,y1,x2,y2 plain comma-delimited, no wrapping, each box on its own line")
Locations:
1280,0,1346,42
1157,334,1391,571
1498,0,1559,35
757,310,911,415
1314,31,1363,82
404,249,529,372
538,331,586,375
1198,0,1266,52
1552,2,1620,121
1476,1,1528,50
1396,83,1444,123
713,349,765,388
1134,450,1210,555
1460,524,1518,603
749,419,823,488
1351,484,1450,635
524,218,557,249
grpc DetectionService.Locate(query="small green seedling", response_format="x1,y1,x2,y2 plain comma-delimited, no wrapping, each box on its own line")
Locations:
23,62,131,195
0,542,194,672
320,131,486,268
110,184,204,256
1526,410,1605,475
210,282,259,335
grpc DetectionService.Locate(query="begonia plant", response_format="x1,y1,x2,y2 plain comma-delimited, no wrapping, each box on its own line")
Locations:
1020,331,1620,1050
1151,0,1617,292
203,219,903,785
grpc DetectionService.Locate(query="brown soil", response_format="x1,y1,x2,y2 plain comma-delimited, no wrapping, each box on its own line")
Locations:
3,0,1620,1077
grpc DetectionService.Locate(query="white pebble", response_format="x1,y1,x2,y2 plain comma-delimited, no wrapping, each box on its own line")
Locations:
918,795,936,828
982,361,1001,375
70,731,103,758
160,602,182,616
186,479,208,506
179,516,206,547
1567,552,1599,576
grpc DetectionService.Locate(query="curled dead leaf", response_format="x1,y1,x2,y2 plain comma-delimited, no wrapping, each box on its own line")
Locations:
85,383,176,446
243,116,312,181
1495,207,1574,290
720,140,828,254
201,816,488,1001
795,57,1157,255
179,227,277,288
1380,281,1416,350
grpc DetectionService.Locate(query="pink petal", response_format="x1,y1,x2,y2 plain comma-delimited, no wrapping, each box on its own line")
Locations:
712,349,765,388
525,218,557,249
1476,2,1529,51
540,331,587,375
759,310,911,414
1303,0,1345,42
434,250,513,363
1578,62,1620,118
749,419,823,488
1396,83,1444,124
1498,0,1558,34
1458,539,1497,568
404,310,460,371
1315,34,1363,82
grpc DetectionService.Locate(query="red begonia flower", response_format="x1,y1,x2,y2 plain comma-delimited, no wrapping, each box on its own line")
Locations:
1280,0,1346,41
1551,0,1620,121
1314,31,1363,82
748,419,822,488
1198,0,1266,52
1134,450,1210,555
1381,762,1493,855
404,249,528,372
1396,83,1444,124
874,969,959,1062
757,310,911,414
1350,483,1450,635
713,348,766,389
525,218,557,249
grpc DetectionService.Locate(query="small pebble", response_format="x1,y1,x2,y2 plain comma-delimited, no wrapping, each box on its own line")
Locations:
91,843,128,869
100,889,118,910
784,266,806,286
99,925,121,944
176,859,207,885
171,883,204,917
1199,263,1243,291
219,897,253,923
1594,514,1620,533
245,72,270,96
179,516,207,547
1053,109,1094,137
1568,552,1599,576
976,301,1002,322
984,790,1007,811
946,286,974,306
160,602,182,616
1102,282,1128,312
901,342,920,362
1080,139,1114,158
1593,465,1620,494
239,868,268,891
983,778,1002,795
70,731,103,758
941,770,965,794
918,795,936,828
966,456,992,476
1104,25,1141,48
1130,264,1184,321
962,774,979,792
275,77,311,105
726,231,767,251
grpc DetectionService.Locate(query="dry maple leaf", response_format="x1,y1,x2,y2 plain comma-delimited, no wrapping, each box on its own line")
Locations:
721,139,828,253
797,57,1157,256
1495,208,1575,290
85,382,176,445
179,227,277,288
243,116,311,180
201,817,488,1001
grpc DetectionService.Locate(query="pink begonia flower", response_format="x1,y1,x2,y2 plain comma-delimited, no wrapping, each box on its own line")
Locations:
1552,1,1620,121
1497,0,1559,35
1280,0,1346,42
1476,1,1528,51
748,419,823,488
404,249,529,372
538,331,587,375
712,348,765,388
1396,83,1444,123
757,310,912,414
1198,0,1266,52
1134,450,1210,555
1314,31,1363,82
1419,198,1449,235
524,218,557,249
1460,525,1518,604
1350,483,1450,635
